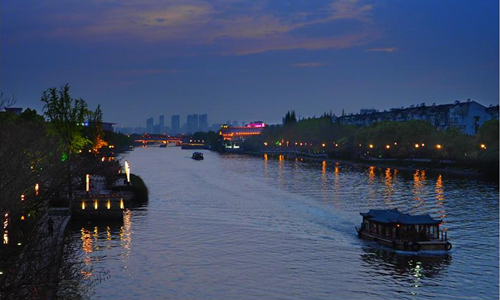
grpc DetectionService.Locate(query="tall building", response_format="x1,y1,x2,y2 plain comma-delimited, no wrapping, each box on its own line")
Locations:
146,117,154,134
187,114,199,133
159,115,165,133
199,114,209,131
171,115,180,135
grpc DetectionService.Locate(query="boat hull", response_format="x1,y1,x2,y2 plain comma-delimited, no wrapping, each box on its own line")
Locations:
358,231,452,251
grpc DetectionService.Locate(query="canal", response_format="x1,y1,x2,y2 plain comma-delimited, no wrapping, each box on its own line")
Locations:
64,146,499,299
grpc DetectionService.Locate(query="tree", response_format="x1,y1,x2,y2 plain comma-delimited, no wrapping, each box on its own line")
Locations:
41,84,91,197
87,105,107,153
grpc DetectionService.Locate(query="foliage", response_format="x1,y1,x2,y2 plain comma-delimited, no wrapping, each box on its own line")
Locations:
244,111,499,177
41,84,91,154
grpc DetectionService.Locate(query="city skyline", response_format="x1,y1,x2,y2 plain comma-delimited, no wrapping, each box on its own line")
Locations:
1,0,498,127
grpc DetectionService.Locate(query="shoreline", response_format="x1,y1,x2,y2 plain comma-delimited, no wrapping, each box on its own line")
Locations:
240,151,486,178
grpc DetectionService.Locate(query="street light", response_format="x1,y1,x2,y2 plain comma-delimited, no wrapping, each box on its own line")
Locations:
480,144,487,150
436,144,442,149
386,145,390,149
369,144,374,149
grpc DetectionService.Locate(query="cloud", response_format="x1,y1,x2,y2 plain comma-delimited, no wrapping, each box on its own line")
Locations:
292,62,325,68
18,0,380,55
366,47,397,53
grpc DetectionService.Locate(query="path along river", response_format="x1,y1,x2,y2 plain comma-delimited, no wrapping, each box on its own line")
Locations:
65,146,499,300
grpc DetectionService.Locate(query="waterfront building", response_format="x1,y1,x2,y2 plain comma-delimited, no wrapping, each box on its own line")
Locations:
219,122,266,151
335,100,499,135
171,115,180,135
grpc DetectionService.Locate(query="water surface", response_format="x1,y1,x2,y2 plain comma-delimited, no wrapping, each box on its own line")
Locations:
66,147,499,299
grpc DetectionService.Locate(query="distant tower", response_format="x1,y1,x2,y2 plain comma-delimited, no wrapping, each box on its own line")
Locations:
342,109,345,116
186,114,199,133
159,115,165,133
199,114,208,131
146,117,154,134
171,115,180,135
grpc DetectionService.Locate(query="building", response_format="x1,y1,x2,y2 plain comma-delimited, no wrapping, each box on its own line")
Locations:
159,115,165,133
4,107,22,115
219,122,266,151
186,114,199,134
171,115,180,135
336,101,499,135
199,114,209,131
146,117,154,134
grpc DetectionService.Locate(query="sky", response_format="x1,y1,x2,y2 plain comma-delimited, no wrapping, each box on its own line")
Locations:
1,0,498,127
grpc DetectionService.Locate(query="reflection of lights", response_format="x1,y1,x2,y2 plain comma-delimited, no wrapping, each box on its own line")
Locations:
120,198,124,209
35,183,39,196
322,161,326,174
21,194,25,201
94,199,98,210
82,201,86,210
409,260,423,294
264,154,268,161
3,213,9,245
107,200,111,209
81,228,93,253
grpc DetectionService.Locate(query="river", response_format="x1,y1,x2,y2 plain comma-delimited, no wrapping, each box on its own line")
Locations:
64,146,499,299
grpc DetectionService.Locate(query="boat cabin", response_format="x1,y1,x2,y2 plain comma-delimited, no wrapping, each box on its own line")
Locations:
360,209,442,242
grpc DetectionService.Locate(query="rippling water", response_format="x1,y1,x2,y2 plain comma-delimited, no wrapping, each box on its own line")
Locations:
65,147,499,300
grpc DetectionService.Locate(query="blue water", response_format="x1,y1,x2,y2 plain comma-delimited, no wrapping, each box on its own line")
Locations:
65,147,499,299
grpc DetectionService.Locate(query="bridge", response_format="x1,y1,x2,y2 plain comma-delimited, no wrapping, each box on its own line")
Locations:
134,134,182,146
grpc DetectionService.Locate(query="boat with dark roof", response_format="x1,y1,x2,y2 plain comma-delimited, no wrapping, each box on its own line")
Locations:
192,152,204,160
356,209,452,252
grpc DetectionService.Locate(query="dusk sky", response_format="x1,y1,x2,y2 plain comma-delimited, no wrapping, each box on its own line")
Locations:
1,0,498,127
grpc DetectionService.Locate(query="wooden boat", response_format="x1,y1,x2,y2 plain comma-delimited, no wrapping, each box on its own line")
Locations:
356,209,452,251
192,152,204,160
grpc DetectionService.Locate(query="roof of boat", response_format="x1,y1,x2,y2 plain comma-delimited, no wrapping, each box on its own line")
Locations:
360,208,441,225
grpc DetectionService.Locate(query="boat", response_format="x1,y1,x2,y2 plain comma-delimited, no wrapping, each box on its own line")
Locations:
192,152,204,160
159,144,167,148
356,209,452,252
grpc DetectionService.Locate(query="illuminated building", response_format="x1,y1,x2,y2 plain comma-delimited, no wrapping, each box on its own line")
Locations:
219,122,266,151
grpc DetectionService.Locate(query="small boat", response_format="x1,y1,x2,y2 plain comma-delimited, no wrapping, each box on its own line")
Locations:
192,152,204,160
356,209,452,252
159,144,167,148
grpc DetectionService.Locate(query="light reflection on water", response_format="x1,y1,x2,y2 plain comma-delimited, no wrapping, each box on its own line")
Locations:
65,147,498,300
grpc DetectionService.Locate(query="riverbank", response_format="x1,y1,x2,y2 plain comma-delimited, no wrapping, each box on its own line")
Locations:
242,151,486,179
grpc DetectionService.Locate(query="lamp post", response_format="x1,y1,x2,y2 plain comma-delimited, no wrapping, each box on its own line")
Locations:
125,161,131,185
